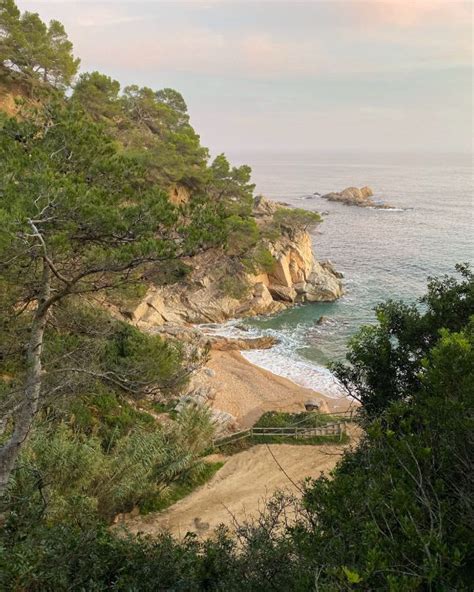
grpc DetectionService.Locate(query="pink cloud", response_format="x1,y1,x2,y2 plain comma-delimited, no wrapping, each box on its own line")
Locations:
355,0,471,27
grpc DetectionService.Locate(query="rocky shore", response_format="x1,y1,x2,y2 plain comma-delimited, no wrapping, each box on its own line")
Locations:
114,197,347,433
131,197,343,328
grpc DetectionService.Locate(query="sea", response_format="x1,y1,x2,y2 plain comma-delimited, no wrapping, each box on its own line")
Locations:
205,151,473,398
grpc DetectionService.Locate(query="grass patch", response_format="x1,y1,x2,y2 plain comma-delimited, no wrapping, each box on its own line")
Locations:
139,461,224,514
251,434,349,446
217,432,349,456
254,411,340,429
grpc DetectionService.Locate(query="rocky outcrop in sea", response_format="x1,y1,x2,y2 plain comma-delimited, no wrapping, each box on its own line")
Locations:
321,186,393,208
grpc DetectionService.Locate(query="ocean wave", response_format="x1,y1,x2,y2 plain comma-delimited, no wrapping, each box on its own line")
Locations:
199,319,346,399
241,348,345,399
368,206,408,212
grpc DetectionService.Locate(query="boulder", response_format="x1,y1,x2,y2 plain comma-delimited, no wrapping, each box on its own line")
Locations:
270,255,293,288
360,186,374,198
242,283,286,316
340,186,364,201
209,335,278,351
293,281,308,295
253,195,278,217
168,184,191,205
304,265,344,302
321,260,344,279
268,285,297,303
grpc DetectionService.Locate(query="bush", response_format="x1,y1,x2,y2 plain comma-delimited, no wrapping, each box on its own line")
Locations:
224,215,260,256
243,246,277,275
254,411,338,428
140,461,224,514
272,208,321,233
219,275,250,300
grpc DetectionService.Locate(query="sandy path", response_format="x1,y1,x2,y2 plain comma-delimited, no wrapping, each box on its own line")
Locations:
206,351,353,428
126,442,349,539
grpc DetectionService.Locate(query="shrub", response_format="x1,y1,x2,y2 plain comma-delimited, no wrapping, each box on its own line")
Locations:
272,208,321,233
254,411,337,428
224,215,260,256
219,275,250,300
243,246,277,275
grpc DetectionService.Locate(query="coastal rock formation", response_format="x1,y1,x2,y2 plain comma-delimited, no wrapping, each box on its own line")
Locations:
321,186,392,208
168,184,190,206
132,198,343,328
209,335,278,351
149,323,278,353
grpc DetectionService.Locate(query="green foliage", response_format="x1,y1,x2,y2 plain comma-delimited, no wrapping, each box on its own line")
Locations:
40,302,187,400
140,461,224,514
144,259,192,286
0,0,79,89
0,102,181,288
254,411,338,428
242,246,276,274
224,215,259,256
272,207,321,234
230,433,349,452
104,323,185,394
68,387,156,450
72,80,211,189
331,263,474,420
299,322,473,590
71,71,121,120
2,269,471,591
3,402,216,526
208,153,255,215
219,275,250,300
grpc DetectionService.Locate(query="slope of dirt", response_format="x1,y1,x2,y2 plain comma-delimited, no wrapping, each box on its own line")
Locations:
125,442,351,539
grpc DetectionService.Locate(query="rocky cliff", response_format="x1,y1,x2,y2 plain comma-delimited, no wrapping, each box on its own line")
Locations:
132,197,343,329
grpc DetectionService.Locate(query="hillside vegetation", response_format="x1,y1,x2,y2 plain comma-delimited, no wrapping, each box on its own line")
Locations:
0,0,294,499
0,2,473,591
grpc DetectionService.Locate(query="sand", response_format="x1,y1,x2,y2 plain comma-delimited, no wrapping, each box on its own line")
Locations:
121,353,358,539
206,350,354,428
125,442,350,539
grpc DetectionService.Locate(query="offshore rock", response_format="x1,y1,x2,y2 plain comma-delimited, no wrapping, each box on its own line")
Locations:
321,186,392,208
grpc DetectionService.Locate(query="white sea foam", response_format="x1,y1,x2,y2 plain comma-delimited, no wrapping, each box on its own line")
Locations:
199,320,346,399
241,349,345,399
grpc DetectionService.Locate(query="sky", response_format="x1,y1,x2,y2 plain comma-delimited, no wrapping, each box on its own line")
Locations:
17,0,473,155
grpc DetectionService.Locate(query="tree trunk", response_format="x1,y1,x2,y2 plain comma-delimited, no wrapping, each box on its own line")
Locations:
0,261,51,494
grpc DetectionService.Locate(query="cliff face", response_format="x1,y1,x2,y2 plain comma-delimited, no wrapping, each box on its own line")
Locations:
265,229,343,303
132,199,343,329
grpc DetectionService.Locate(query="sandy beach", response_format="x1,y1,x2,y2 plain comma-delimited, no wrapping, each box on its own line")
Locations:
205,350,354,428
120,349,358,538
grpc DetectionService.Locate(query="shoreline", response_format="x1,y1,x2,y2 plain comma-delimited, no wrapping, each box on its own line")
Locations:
205,350,355,429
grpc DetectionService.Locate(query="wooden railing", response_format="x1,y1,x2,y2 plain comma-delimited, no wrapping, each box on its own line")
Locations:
213,418,353,447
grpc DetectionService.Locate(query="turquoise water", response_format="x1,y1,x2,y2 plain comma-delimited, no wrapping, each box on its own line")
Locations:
218,151,473,397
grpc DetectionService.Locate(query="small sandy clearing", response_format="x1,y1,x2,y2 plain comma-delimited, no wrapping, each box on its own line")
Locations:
125,442,350,539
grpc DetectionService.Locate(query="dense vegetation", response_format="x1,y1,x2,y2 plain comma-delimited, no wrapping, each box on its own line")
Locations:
0,0,265,495
1,267,472,591
1,2,472,590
